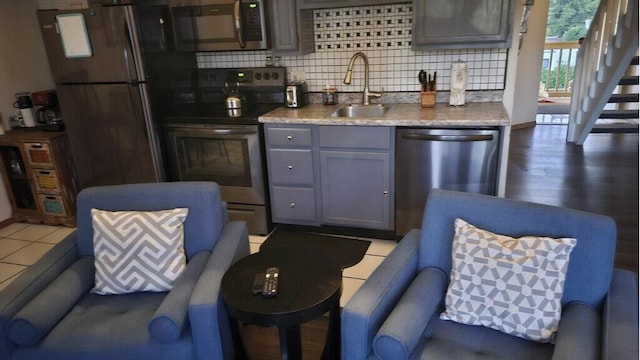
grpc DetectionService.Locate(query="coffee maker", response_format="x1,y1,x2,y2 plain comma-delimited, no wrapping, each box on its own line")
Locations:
32,90,64,131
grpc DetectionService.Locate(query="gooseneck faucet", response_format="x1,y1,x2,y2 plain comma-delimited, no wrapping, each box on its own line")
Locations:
343,52,382,105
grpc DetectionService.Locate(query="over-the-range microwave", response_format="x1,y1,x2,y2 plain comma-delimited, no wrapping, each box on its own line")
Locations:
169,0,268,51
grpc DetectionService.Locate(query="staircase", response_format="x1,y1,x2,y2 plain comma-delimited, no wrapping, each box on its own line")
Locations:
591,55,639,133
567,0,639,144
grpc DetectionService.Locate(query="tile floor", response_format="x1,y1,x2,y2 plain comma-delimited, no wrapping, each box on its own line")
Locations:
0,223,396,306
0,223,76,292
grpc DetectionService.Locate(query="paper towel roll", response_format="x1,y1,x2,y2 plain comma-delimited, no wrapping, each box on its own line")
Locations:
17,108,37,127
449,61,467,106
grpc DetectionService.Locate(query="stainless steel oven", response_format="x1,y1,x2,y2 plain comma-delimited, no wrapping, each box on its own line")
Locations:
164,123,269,233
162,67,285,235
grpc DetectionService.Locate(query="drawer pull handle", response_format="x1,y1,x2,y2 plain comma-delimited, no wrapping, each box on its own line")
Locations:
287,135,293,140
383,191,389,196
287,165,293,170
289,202,295,208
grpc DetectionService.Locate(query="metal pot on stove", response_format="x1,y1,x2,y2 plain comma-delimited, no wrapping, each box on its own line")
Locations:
225,82,245,117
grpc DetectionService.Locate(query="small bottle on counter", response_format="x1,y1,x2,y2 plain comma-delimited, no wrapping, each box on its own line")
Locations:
322,85,337,105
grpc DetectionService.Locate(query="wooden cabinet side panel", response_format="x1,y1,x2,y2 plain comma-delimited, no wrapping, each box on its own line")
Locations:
0,141,40,220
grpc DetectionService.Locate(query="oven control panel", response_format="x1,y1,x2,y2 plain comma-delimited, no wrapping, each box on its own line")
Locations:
198,67,286,91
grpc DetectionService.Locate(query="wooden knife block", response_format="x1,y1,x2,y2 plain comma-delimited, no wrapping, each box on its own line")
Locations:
421,90,436,108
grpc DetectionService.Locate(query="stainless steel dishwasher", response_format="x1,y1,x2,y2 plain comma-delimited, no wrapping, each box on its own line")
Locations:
395,127,500,236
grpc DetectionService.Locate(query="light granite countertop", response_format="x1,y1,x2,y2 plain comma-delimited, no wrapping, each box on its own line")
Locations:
259,102,511,127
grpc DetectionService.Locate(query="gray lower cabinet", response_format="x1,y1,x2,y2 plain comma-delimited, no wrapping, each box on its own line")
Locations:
318,126,394,230
412,0,513,50
265,125,320,225
269,0,315,55
265,124,394,230
320,151,392,229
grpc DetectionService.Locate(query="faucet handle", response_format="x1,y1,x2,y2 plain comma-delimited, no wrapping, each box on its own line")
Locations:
363,90,382,105
369,90,383,98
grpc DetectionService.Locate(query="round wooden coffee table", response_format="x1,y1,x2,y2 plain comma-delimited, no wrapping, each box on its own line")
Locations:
221,247,342,360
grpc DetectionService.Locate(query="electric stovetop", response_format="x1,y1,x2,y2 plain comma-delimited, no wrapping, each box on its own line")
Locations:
162,67,286,125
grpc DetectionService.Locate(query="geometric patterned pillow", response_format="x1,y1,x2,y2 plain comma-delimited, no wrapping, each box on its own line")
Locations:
440,218,577,343
90,208,189,295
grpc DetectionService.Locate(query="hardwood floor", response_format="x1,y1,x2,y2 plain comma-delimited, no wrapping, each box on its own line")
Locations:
506,125,638,272
239,124,639,359
240,317,329,360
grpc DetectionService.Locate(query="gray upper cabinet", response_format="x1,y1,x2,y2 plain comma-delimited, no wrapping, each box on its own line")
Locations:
412,0,513,50
268,0,315,55
297,0,407,10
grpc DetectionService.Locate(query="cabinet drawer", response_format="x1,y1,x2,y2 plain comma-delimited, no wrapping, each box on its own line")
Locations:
268,149,314,186
34,169,61,192
24,142,53,167
319,126,391,149
38,194,68,217
271,186,316,222
267,127,312,147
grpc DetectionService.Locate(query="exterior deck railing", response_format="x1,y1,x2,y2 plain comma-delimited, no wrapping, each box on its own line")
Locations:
541,41,581,97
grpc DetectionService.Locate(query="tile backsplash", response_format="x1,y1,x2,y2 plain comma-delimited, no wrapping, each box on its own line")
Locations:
196,3,508,95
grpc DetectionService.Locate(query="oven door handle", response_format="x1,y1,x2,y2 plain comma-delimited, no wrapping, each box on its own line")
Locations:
167,126,257,136
210,128,256,135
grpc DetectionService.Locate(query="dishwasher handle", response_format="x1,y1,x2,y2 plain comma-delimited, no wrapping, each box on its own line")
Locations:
400,132,494,142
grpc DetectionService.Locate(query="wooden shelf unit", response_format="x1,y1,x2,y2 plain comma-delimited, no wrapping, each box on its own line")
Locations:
0,129,79,227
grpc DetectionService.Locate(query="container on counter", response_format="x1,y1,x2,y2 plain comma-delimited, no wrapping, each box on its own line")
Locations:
322,85,338,105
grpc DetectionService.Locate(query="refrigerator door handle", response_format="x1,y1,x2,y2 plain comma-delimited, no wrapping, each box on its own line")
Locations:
123,6,146,83
134,83,166,180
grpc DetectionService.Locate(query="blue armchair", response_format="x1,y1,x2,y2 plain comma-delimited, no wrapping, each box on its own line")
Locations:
343,189,638,360
0,182,250,360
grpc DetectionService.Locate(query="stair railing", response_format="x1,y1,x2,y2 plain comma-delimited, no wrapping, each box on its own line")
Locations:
567,0,638,145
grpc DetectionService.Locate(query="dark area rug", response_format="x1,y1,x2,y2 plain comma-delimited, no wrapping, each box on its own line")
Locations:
260,228,371,269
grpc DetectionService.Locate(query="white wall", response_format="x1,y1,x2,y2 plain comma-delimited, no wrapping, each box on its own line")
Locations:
0,0,55,221
503,0,550,126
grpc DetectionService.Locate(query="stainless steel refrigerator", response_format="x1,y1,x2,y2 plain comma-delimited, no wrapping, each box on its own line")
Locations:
37,3,185,189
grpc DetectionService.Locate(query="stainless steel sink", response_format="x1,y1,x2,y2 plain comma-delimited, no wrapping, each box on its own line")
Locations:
330,104,389,118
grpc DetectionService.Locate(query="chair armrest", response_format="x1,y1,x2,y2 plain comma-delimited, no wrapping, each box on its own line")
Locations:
373,267,447,360
188,221,249,360
552,302,601,360
0,233,79,358
342,229,421,360
148,250,210,343
602,269,638,360
7,256,94,346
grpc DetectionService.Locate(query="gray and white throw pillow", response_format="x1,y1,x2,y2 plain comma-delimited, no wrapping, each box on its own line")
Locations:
440,218,576,343
91,208,189,295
